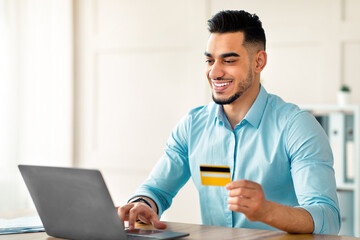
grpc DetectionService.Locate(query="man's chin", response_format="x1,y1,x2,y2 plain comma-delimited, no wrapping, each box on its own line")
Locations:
212,93,240,105
213,98,229,105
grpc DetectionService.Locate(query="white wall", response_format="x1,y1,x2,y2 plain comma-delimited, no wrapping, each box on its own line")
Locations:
0,0,21,212
18,0,73,168
0,0,73,214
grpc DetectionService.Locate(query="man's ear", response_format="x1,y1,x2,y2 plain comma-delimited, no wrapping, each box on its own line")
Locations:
254,51,267,73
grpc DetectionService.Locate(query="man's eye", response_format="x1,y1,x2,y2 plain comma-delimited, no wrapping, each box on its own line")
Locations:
224,60,235,63
205,59,214,64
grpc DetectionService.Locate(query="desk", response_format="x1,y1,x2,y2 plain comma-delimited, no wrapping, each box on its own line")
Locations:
0,221,359,240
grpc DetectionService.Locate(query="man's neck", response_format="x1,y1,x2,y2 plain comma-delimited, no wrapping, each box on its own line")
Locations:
223,83,260,130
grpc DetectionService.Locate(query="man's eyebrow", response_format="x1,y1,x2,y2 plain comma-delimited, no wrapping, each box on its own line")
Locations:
204,52,240,58
204,52,212,57
220,52,240,58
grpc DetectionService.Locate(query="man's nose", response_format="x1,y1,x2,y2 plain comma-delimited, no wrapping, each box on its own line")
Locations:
209,62,224,80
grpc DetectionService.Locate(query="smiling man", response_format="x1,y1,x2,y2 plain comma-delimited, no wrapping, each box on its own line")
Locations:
204,31,265,129
118,10,341,235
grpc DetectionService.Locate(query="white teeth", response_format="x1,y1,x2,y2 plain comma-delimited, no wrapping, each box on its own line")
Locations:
213,82,230,87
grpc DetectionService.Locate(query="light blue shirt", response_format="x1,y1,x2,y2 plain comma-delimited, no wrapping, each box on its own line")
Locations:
132,85,341,234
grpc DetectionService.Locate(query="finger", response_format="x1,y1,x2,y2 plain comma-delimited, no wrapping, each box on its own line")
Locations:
137,207,166,229
226,180,258,190
136,209,167,229
228,187,254,198
149,215,167,229
138,215,151,224
117,204,133,220
128,206,142,230
138,213,156,225
228,201,260,222
117,204,134,226
228,202,250,213
228,196,253,207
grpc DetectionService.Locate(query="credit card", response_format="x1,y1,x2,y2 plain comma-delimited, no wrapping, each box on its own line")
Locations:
200,165,231,186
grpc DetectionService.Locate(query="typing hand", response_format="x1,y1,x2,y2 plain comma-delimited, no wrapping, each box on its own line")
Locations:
226,180,271,222
116,202,167,230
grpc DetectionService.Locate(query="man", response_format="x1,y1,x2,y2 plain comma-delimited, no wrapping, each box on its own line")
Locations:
118,10,340,234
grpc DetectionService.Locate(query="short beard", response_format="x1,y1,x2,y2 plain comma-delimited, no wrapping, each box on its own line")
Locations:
212,93,240,105
212,70,253,105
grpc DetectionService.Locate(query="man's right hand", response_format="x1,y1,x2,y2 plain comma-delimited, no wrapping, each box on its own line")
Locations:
116,200,167,230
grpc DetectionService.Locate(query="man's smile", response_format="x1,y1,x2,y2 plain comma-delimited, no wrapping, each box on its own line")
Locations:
211,80,233,92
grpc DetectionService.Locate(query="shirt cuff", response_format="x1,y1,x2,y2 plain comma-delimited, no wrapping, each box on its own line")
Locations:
298,204,324,234
130,190,164,217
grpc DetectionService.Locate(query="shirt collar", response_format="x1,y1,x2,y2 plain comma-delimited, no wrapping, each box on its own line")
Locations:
244,84,268,128
215,84,268,129
215,104,227,124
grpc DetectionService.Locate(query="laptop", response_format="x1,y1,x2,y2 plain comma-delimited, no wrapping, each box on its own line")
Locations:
18,165,189,240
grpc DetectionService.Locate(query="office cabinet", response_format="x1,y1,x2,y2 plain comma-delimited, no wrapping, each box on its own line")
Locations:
301,105,360,237
338,190,354,236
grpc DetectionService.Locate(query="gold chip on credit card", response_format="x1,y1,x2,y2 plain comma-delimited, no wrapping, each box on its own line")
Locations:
200,165,231,186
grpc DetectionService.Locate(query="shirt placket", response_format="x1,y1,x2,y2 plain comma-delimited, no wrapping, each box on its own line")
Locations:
219,118,236,227
224,128,236,227
230,120,246,227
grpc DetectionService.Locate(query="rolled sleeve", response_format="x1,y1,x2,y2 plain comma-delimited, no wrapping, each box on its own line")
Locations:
300,203,340,234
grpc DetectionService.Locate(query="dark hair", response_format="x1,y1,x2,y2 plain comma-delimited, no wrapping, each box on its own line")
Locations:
207,10,266,50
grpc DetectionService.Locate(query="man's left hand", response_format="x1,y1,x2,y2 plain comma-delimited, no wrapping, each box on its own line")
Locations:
226,180,272,222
